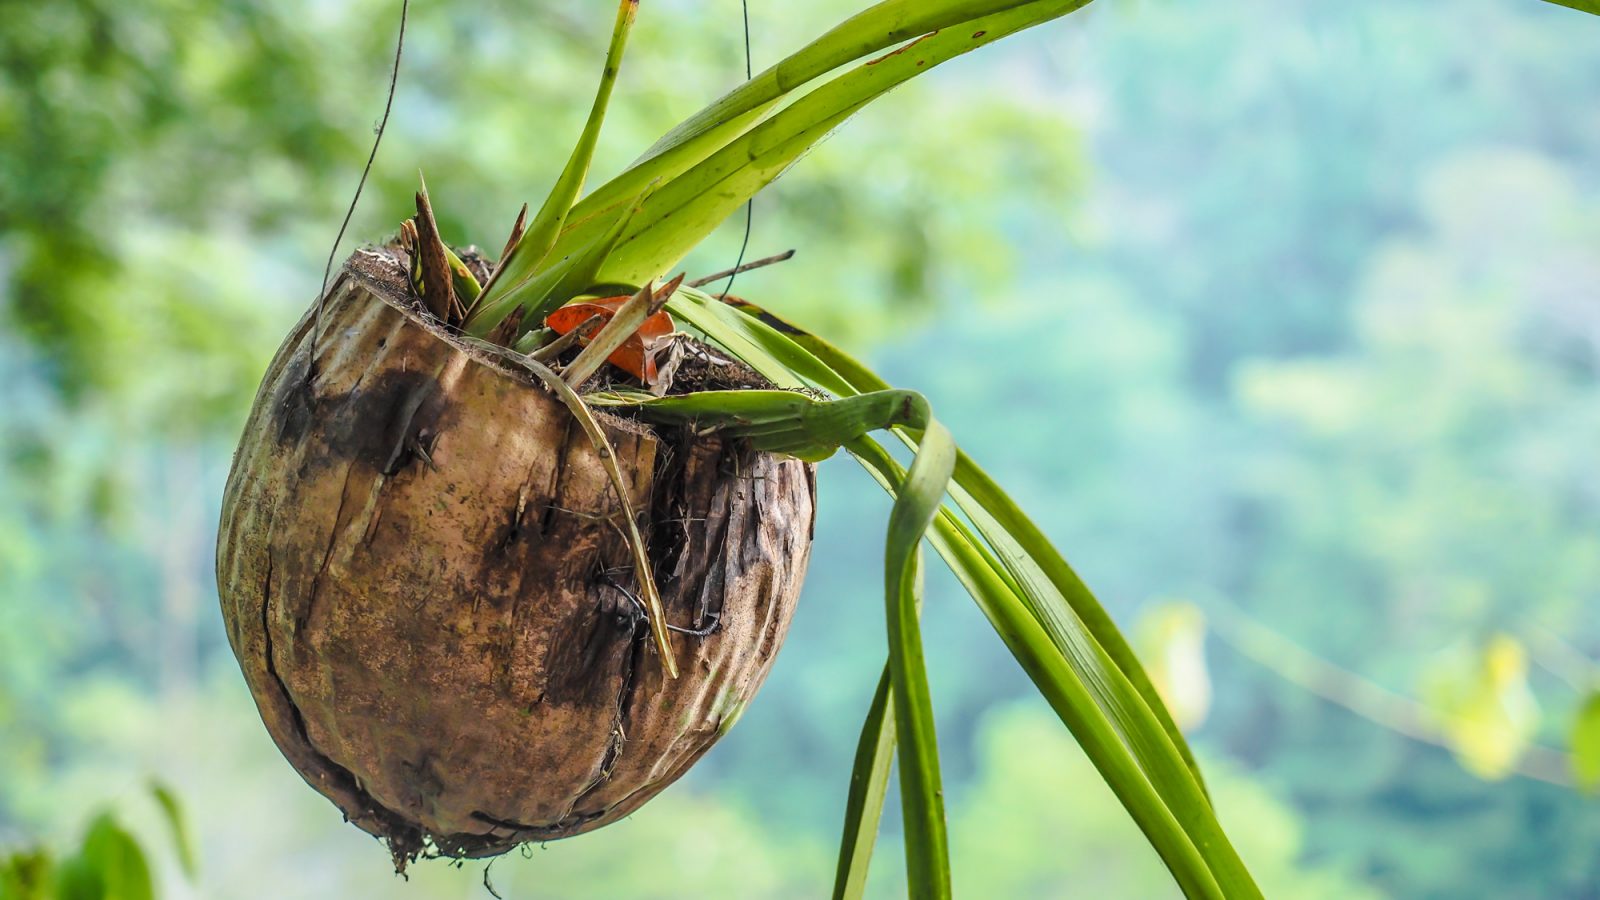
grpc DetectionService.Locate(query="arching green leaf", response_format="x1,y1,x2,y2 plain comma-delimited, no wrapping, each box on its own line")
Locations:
662,290,1259,899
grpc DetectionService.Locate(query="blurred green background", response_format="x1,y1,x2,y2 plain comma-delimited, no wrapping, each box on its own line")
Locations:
4,0,1599,896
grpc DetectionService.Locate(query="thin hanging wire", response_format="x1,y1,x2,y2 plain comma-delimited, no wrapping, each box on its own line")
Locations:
307,0,409,380
717,0,754,301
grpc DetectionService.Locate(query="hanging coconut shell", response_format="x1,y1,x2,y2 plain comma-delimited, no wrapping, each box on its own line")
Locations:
215,246,815,867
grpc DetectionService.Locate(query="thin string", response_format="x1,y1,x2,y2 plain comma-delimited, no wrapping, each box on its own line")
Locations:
717,0,754,300
307,0,409,379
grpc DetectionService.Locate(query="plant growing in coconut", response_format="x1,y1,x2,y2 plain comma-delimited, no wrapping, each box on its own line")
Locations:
214,0,1595,895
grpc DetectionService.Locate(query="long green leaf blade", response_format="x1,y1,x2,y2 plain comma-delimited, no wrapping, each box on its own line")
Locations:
773,323,1255,896
560,0,1090,266
946,459,1262,894
669,288,855,394
591,1,1093,286
666,292,1257,898
676,292,1213,800
467,0,640,329
706,294,1211,796
848,437,1226,900
468,184,651,335
1541,0,1599,15
884,418,956,899
639,0,1070,163
833,667,896,900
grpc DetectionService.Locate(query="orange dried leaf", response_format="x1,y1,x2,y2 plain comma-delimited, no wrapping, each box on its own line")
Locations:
545,298,674,383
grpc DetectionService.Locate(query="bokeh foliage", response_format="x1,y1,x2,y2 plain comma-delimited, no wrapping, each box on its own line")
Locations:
3,0,1599,897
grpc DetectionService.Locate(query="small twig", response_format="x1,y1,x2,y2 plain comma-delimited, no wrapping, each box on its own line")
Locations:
514,355,679,678
1524,625,1600,692
1208,600,1575,787
308,0,408,382
686,249,796,288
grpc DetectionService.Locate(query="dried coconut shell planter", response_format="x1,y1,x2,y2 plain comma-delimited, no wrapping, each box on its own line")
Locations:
216,246,815,864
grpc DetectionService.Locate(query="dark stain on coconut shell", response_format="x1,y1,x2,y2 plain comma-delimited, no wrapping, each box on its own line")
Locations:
217,247,815,869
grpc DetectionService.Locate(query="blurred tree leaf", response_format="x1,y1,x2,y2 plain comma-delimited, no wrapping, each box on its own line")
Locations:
952,703,1382,899
1570,691,1600,792
1136,601,1213,732
4,2,1600,898
148,782,197,880
50,814,154,900
0,795,190,900
1422,635,1540,780
0,849,56,900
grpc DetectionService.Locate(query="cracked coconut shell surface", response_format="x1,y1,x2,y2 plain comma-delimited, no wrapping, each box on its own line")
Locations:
216,249,815,863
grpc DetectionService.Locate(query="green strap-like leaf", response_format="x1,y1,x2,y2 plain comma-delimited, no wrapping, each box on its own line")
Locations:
467,0,640,328
849,437,1227,900
664,292,1258,898
590,2,1093,287
775,325,1254,896
949,457,1210,793
638,0,1072,164
670,288,856,394
1541,0,1599,15
468,183,653,335
885,418,957,898
673,290,1207,786
591,375,951,895
561,1,1091,270
945,458,1260,893
56,814,155,900
691,290,1210,798
833,667,896,900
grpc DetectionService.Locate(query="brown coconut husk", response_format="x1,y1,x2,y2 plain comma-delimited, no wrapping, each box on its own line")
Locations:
215,246,815,868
